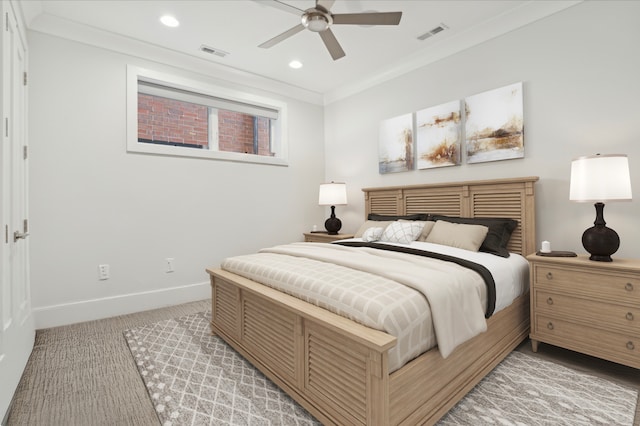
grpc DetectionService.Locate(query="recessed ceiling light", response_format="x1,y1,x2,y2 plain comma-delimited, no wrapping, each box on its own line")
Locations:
160,15,179,28
289,60,303,69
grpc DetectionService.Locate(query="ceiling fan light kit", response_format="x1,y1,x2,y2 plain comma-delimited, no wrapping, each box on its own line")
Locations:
259,0,402,60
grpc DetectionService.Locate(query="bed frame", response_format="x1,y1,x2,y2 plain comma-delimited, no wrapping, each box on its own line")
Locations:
207,176,538,425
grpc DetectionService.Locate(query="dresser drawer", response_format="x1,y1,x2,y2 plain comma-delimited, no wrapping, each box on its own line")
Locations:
534,290,639,334
533,264,640,305
533,313,639,368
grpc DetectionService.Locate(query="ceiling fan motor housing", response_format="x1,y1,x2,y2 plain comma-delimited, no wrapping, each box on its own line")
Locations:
302,9,332,32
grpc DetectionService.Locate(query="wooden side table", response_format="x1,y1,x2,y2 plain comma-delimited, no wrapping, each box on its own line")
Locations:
303,232,355,243
527,254,639,368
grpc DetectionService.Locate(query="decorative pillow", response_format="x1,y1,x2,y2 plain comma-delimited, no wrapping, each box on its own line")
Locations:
417,221,435,242
380,221,425,244
355,220,393,238
368,213,429,221
399,220,435,241
361,227,384,242
425,220,489,252
430,215,518,257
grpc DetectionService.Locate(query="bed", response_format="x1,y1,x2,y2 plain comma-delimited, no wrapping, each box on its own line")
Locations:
206,176,538,425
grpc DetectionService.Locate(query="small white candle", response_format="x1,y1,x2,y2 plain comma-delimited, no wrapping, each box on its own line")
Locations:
541,240,551,253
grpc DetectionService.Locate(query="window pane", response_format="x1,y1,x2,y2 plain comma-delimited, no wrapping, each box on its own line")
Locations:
217,110,272,156
138,93,209,149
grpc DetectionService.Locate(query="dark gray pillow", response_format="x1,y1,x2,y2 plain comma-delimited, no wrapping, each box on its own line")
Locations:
368,213,429,221
430,215,518,257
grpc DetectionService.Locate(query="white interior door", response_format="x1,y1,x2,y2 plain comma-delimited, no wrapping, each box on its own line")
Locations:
0,2,34,421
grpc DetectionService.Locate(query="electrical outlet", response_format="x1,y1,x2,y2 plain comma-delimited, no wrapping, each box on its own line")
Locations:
98,264,110,280
166,258,175,273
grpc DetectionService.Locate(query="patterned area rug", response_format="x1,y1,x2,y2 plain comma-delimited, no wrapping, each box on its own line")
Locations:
124,312,638,426
438,352,637,426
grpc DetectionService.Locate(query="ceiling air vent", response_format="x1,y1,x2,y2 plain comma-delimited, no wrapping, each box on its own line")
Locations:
199,45,229,58
417,24,448,41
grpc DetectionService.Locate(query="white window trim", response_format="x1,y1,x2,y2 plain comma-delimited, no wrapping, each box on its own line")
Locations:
126,65,288,166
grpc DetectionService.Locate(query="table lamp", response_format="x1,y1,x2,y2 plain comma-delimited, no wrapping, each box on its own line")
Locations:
569,154,632,261
318,182,347,235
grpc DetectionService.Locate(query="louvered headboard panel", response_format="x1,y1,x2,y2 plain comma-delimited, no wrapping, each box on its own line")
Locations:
405,188,463,217
363,177,538,256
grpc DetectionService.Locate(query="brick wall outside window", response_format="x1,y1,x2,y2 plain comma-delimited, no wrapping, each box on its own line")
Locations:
138,94,208,147
138,94,272,154
218,111,272,155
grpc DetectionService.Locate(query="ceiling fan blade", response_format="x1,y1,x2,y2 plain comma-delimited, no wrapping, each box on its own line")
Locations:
316,0,335,12
319,28,345,60
332,11,402,26
253,0,305,16
259,23,305,48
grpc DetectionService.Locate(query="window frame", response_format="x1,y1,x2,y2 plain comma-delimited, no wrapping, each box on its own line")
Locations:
126,65,288,166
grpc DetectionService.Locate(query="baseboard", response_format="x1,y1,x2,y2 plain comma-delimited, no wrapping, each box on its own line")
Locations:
33,281,210,329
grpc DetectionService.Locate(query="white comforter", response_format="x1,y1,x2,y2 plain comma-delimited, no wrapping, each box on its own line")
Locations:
221,240,528,371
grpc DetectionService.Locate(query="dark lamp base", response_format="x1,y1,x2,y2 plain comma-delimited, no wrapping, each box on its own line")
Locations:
582,202,620,262
324,205,342,235
324,217,342,235
582,225,619,262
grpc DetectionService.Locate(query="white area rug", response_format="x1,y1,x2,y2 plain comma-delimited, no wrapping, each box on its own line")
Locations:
124,312,638,426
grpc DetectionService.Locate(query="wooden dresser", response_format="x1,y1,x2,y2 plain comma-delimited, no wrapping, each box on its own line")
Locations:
527,254,639,368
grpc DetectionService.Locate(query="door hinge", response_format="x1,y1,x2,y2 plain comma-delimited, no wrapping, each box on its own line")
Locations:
23,71,27,86
5,12,8,32
4,225,7,244
23,145,28,160
23,219,28,233
4,117,7,137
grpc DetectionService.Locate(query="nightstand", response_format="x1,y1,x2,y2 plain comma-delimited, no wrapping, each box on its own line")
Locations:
303,232,355,243
527,254,639,369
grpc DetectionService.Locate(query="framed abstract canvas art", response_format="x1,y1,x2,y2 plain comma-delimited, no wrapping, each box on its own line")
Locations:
416,100,461,169
465,82,524,164
378,113,414,174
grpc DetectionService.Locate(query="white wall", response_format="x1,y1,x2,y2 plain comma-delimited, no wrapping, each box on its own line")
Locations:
325,1,640,259
28,32,325,328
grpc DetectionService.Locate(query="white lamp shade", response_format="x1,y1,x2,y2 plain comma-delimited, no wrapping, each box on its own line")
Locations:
318,182,347,206
569,154,632,202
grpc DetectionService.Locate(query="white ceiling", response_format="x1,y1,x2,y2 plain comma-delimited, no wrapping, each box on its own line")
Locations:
20,0,580,103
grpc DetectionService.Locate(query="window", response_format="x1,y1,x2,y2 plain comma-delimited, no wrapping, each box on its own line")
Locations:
127,66,287,165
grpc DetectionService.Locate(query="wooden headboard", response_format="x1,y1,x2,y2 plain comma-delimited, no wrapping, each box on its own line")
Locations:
362,176,539,256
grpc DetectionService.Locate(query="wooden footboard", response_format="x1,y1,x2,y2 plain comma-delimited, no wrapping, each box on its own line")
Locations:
208,268,529,425
209,268,397,425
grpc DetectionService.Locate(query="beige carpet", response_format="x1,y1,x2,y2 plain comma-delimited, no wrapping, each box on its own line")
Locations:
126,311,638,426
6,300,640,425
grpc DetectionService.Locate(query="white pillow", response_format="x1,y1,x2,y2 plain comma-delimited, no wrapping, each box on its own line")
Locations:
399,220,435,241
362,227,384,242
355,220,393,238
380,221,425,244
425,220,489,251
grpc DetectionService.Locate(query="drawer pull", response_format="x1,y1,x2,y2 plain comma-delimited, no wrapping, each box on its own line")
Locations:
547,322,554,330
627,341,635,351
627,312,634,321
625,282,634,291
546,297,554,305
546,272,553,280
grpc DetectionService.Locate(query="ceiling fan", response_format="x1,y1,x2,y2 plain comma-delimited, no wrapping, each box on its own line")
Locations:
257,0,402,60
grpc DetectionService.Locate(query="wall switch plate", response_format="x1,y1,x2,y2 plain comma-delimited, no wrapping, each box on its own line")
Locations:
166,258,175,273
98,264,110,280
